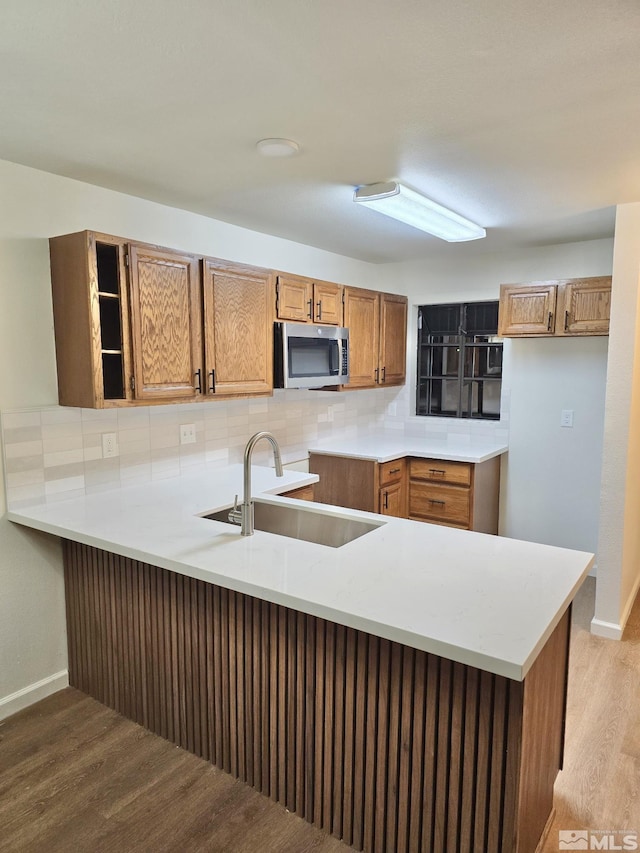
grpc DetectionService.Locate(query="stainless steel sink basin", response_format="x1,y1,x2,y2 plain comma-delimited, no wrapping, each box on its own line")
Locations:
204,499,384,548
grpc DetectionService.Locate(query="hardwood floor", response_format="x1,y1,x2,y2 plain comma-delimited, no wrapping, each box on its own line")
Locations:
0,577,638,853
540,576,640,851
0,690,350,853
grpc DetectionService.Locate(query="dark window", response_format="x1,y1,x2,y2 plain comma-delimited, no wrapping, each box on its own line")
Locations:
417,301,502,420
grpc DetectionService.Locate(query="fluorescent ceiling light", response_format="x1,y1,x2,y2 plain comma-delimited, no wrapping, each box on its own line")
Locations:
353,181,486,242
256,138,300,157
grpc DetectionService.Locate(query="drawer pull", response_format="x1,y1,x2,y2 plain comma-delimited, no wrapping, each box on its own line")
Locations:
383,490,389,510
389,467,401,474
429,499,445,506
428,468,446,475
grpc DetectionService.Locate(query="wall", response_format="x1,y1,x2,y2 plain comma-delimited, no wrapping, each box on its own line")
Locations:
0,158,389,718
385,238,614,551
593,202,640,639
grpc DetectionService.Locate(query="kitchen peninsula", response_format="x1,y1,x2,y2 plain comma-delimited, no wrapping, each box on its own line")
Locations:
7,462,593,853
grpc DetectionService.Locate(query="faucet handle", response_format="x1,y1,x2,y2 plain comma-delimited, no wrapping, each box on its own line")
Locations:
228,494,242,526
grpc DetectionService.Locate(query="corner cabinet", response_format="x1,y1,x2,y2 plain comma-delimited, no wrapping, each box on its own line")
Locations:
343,289,408,388
498,276,611,337
308,452,499,533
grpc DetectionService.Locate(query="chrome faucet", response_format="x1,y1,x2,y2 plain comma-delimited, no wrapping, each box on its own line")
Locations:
228,431,284,535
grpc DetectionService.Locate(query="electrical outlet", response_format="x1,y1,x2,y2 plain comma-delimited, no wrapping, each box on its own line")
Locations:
180,423,196,445
560,409,574,428
102,432,118,458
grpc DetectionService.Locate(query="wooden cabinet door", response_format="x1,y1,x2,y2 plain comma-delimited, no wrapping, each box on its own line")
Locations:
203,260,274,397
379,293,408,385
498,284,557,336
128,245,202,401
343,288,380,387
557,277,612,336
313,281,343,325
379,482,404,517
276,275,312,322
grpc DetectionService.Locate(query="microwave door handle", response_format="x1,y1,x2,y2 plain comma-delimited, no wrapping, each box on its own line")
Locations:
335,339,342,376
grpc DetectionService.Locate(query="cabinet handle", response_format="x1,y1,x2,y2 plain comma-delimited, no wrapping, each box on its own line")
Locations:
547,311,553,331
209,369,216,394
130,375,136,393
381,366,386,382
384,490,389,510
374,367,379,383
428,499,445,506
428,468,446,475
194,369,202,394
317,300,322,321
389,467,400,474
564,310,570,331
307,299,313,319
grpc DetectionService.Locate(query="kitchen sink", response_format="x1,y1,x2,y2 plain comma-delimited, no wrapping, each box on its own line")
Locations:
204,499,384,548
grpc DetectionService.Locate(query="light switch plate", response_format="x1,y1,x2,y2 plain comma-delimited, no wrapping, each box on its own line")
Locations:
180,423,196,445
102,432,119,458
560,409,574,428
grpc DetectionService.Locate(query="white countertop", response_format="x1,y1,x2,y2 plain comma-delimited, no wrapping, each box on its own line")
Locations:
6,462,592,682
307,433,508,463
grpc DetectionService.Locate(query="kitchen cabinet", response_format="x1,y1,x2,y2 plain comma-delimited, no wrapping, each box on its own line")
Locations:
49,231,276,408
308,454,410,519
342,288,408,389
309,451,499,533
275,274,343,325
408,457,500,532
202,259,274,398
281,484,315,501
128,244,202,402
498,276,611,337
378,458,407,517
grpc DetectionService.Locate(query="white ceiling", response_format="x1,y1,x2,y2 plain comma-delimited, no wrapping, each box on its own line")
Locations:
2,0,638,262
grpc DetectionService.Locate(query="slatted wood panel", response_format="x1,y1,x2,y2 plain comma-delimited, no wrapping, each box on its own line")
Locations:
64,541,568,853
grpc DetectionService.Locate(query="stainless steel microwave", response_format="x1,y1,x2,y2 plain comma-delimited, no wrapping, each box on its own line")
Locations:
274,322,349,389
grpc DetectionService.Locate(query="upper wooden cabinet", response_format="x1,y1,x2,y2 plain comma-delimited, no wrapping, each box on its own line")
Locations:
49,231,275,408
498,277,611,337
202,259,274,398
343,288,408,388
275,274,343,325
128,244,202,402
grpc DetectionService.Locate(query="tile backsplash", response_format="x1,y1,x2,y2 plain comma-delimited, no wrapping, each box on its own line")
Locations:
1,385,509,510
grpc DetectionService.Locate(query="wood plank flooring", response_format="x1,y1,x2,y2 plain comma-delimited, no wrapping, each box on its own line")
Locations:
539,577,640,851
0,577,638,853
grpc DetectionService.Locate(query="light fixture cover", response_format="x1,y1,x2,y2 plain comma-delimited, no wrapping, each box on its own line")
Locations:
353,181,486,242
256,138,300,157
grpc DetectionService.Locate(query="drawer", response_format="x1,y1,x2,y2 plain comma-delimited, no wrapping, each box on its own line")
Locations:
410,458,472,487
409,482,471,526
379,458,406,487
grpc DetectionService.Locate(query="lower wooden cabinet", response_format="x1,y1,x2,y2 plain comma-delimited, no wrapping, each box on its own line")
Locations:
309,452,500,533
408,457,500,533
281,484,315,501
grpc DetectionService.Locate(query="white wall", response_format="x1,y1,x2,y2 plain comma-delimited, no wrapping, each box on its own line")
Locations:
0,158,388,717
593,202,640,638
386,238,614,552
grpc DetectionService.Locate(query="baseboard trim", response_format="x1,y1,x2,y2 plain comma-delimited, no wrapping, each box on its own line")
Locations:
591,570,640,641
590,617,623,640
0,670,69,722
